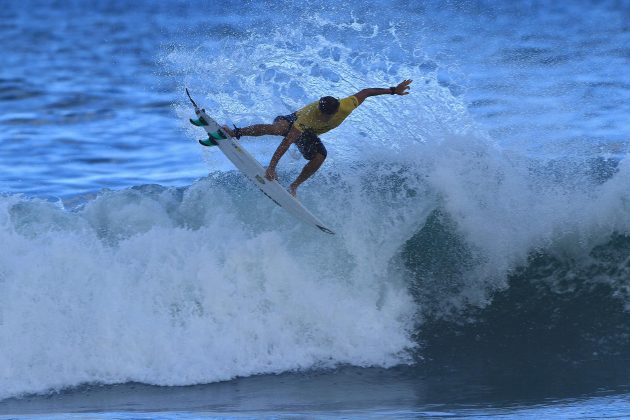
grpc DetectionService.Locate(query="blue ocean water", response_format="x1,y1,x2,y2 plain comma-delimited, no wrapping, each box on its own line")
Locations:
2,0,630,418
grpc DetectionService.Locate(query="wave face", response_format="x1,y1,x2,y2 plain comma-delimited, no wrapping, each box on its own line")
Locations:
2,0,630,401
2,150,630,400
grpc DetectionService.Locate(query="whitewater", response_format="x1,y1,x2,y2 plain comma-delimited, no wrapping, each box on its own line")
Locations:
2,0,630,417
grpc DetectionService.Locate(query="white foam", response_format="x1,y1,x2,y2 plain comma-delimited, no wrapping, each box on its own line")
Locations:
0,171,423,399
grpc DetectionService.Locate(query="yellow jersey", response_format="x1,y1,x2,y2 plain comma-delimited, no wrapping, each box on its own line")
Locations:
294,96,359,135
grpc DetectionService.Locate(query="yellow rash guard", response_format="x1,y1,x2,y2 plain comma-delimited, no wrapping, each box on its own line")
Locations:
294,96,360,135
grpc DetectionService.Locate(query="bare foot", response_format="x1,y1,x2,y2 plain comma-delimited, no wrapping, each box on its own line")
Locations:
288,184,298,197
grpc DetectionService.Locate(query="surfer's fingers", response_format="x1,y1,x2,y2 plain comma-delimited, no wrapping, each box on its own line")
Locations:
397,80,412,92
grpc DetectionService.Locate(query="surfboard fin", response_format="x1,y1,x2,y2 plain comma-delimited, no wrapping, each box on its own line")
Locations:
190,118,208,127
198,130,227,147
210,130,227,140
198,137,218,147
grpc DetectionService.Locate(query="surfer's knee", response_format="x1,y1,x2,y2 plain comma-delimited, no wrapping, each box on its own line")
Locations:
312,152,326,165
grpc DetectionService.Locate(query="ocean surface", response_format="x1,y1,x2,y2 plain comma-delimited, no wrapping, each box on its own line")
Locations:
1,0,630,418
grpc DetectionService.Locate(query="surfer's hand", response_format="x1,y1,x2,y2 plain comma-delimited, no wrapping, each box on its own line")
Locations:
265,166,277,181
395,79,412,95
222,126,234,136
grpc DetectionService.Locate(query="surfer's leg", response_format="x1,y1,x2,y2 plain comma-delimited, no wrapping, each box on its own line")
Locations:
239,120,289,136
289,153,326,196
224,113,296,138
289,134,327,196
223,123,283,137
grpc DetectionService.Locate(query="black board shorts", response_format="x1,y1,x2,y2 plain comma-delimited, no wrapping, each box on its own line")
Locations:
274,113,327,161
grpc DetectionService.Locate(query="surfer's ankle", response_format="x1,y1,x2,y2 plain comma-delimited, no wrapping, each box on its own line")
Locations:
224,125,242,139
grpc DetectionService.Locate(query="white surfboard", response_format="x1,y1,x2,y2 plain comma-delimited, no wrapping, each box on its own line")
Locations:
186,89,334,235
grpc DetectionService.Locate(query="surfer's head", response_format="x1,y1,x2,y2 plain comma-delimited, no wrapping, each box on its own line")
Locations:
318,96,340,115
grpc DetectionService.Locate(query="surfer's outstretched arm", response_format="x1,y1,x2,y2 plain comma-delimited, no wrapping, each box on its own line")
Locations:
354,79,412,105
265,127,301,181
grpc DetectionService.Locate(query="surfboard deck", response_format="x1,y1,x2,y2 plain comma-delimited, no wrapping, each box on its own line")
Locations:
186,89,335,235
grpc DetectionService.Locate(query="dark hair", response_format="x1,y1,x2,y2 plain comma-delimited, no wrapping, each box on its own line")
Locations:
318,96,340,115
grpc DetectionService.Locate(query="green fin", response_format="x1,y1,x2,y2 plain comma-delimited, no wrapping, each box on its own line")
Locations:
209,130,227,140
198,137,218,147
190,118,208,127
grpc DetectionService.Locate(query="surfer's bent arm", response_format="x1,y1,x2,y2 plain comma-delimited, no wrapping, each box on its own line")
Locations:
265,127,301,180
354,79,413,105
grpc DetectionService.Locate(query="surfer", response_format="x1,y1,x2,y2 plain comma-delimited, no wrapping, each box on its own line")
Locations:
224,79,412,196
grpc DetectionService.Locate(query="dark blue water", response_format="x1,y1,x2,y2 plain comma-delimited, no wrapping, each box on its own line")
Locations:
2,0,630,418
